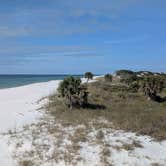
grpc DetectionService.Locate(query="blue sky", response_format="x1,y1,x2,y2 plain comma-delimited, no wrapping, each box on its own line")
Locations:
0,0,166,74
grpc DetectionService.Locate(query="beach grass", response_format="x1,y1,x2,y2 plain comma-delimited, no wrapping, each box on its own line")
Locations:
46,79,166,141
6,76,166,166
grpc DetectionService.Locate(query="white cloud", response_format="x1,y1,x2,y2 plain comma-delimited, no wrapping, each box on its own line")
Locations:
0,0,142,38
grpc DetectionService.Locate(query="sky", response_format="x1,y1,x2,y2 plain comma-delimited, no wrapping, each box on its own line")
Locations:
0,0,166,74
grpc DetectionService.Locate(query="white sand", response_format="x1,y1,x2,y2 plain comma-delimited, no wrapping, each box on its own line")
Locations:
0,77,166,166
0,77,95,166
0,80,61,166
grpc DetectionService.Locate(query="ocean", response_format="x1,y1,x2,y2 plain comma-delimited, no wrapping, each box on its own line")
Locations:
0,75,83,89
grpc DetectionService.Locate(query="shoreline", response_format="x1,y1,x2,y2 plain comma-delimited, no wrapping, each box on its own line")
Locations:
0,76,100,166
0,75,101,90
0,79,62,91
0,80,62,132
0,80,60,90
0,80,62,166
0,76,166,165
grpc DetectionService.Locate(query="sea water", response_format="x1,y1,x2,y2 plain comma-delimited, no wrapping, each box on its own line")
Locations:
0,75,83,89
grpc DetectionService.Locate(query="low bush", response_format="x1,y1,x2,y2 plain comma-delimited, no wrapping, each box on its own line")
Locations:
104,74,113,82
58,76,88,109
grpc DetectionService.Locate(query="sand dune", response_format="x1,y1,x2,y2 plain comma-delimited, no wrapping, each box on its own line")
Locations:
0,77,166,166
0,80,61,166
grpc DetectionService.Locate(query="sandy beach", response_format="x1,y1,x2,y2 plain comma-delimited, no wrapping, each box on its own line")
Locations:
0,77,94,166
0,80,61,166
0,78,166,166
1,0,165,165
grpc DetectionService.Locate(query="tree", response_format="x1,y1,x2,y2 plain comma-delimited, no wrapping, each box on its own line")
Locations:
84,72,93,83
58,76,88,109
104,74,113,82
141,76,164,101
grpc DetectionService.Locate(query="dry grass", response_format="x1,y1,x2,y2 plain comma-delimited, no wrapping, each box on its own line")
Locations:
45,80,166,141
18,160,34,166
89,81,166,141
121,140,143,151
69,127,87,143
8,78,166,166
151,163,162,166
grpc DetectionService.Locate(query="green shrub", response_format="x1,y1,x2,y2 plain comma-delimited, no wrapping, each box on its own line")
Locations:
140,76,164,100
116,70,134,76
129,81,140,93
120,75,138,85
58,76,88,109
104,74,113,82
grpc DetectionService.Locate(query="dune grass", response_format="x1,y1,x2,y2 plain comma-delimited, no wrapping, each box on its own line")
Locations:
7,78,166,166
46,79,166,141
